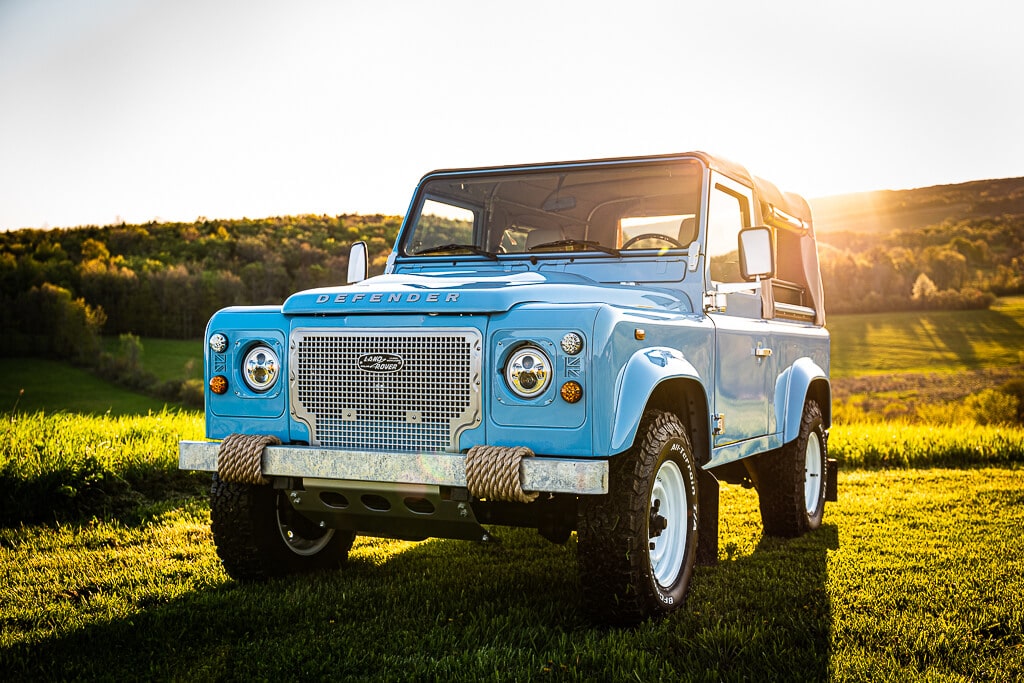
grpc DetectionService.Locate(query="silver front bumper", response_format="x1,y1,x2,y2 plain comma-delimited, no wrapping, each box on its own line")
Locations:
178,441,608,495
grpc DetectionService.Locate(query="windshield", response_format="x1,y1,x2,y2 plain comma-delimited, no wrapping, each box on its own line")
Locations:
401,159,703,258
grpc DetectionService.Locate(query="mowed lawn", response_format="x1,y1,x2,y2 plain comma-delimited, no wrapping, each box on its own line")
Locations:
829,296,1024,377
1,468,1021,680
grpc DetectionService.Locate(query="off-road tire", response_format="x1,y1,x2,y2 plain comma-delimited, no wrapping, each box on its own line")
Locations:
757,399,828,538
577,410,699,625
210,474,354,580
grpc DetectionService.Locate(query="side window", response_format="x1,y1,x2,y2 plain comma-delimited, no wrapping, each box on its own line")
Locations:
706,176,753,284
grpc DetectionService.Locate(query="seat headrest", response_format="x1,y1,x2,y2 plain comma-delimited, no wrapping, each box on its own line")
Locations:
525,227,564,250
678,216,698,244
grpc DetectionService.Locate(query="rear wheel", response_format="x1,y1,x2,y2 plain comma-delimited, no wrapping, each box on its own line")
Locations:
757,399,828,537
210,474,355,580
577,410,699,624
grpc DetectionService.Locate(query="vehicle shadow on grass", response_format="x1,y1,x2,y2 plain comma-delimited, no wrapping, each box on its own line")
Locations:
681,522,839,678
1,519,840,680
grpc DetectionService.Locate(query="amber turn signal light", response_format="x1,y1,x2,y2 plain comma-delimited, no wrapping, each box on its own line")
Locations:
209,375,229,395
560,381,583,403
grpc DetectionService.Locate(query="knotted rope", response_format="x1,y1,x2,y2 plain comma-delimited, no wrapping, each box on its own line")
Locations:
464,445,539,504
217,433,280,485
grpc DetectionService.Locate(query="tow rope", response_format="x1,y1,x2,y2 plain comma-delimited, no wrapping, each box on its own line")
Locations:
217,433,280,485
465,445,539,504
216,435,538,503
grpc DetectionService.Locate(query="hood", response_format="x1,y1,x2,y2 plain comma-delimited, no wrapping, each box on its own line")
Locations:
282,268,692,315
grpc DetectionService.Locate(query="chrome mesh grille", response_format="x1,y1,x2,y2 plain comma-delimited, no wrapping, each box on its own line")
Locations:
290,328,481,452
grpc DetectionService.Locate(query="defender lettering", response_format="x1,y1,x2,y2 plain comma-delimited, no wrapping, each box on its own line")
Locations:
314,292,461,304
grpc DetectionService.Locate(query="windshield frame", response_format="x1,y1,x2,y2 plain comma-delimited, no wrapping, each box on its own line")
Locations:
398,155,706,261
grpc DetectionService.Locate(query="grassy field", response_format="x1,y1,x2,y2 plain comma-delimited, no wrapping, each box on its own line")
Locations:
34,295,1024,398
91,296,1024,385
2,300,1024,678
0,411,205,524
0,358,174,416
828,296,1024,377
101,337,203,383
1,467,1021,680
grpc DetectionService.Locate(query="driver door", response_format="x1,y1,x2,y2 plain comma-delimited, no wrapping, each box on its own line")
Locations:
705,173,773,447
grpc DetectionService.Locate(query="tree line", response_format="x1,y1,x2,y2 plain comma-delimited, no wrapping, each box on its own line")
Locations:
1,214,400,357
1,184,1022,365
817,214,1024,314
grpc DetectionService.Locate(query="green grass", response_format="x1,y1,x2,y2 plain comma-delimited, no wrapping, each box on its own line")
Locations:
101,337,203,383
829,296,1024,377
3,301,1024,678
1,468,1021,680
0,411,205,524
0,358,176,416
830,422,1024,467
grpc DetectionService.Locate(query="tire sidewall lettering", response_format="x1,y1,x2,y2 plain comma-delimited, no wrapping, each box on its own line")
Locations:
651,436,698,606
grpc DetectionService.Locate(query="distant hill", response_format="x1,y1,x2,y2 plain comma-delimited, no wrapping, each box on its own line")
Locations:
805,176,1024,314
810,176,1024,234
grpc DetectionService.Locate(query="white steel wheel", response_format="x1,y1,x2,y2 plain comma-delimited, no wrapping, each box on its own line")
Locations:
277,500,336,557
577,410,699,625
649,459,689,587
804,430,824,517
210,474,354,580
757,399,828,538
276,509,335,557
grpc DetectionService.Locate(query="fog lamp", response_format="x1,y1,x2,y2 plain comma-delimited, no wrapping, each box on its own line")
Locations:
209,333,228,353
560,332,584,355
560,381,583,403
210,375,229,394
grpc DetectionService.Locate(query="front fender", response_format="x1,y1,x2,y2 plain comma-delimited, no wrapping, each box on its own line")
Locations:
608,347,703,453
774,357,831,443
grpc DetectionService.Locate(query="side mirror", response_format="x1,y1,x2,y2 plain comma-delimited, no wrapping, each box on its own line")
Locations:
347,241,368,284
738,226,774,281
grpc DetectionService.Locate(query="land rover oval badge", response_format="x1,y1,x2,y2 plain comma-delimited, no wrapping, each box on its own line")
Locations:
357,353,404,373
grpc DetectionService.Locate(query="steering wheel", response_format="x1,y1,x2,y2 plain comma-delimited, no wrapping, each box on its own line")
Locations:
620,233,686,249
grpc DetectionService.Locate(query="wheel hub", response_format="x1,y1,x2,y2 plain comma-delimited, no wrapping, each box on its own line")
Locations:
649,499,668,537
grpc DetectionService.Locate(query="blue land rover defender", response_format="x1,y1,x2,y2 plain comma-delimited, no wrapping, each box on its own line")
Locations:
180,152,835,624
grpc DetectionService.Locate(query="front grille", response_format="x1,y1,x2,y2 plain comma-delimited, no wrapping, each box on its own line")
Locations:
290,328,481,452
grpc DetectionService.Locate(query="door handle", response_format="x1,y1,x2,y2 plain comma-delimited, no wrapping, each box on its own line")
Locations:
754,344,773,358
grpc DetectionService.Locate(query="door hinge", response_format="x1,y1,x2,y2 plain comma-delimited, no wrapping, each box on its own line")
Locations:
713,413,726,436
703,291,727,313
754,341,773,358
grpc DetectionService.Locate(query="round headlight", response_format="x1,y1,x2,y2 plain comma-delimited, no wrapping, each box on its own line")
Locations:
242,345,280,392
504,345,551,398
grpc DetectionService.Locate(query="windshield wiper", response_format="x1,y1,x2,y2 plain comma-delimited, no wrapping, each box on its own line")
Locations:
415,243,498,260
527,239,621,257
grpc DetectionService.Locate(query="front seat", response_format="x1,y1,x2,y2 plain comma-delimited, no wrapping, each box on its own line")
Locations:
678,216,698,244
525,227,565,250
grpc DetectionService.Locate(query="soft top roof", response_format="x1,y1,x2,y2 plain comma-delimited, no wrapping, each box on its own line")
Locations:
423,151,813,232
694,152,813,233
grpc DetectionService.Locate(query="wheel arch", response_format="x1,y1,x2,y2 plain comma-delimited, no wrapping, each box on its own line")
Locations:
646,378,712,466
776,357,831,444
607,347,711,464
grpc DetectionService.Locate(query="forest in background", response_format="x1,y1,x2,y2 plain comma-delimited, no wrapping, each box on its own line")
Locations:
1,177,1022,361
811,176,1024,313
0,214,399,356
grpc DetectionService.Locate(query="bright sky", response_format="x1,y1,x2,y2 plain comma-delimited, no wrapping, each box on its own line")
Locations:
1,0,1021,231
